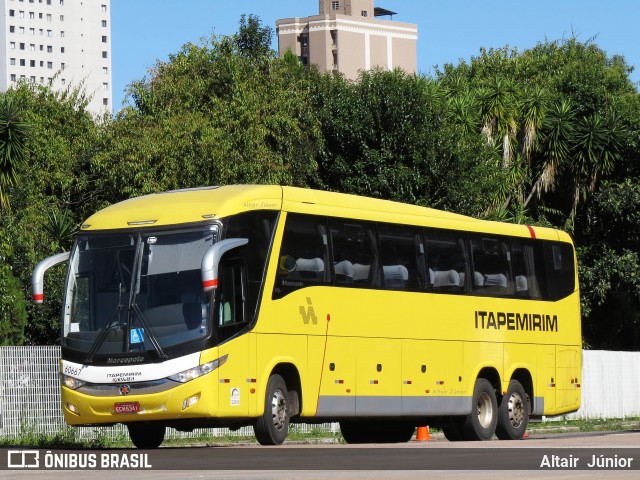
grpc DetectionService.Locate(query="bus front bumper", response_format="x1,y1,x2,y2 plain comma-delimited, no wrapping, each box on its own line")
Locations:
61,374,219,425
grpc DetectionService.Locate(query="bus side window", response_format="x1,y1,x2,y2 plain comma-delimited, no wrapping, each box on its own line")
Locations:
544,241,575,301
426,230,468,293
511,241,543,299
273,214,330,299
470,236,512,296
330,219,380,287
378,223,424,291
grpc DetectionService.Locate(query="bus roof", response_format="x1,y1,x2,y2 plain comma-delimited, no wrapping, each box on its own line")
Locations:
80,185,567,242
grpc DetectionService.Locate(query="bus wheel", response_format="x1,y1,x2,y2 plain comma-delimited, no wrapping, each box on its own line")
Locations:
127,423,165,449
462,378,497,440
340,421,414,444
339,421,367,444
442,420,466,441
496,380,529,440
254,374,290,445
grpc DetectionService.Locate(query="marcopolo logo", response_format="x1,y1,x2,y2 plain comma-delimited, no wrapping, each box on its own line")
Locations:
299,297,318,325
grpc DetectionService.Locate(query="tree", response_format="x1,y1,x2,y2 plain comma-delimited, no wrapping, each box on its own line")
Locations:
0,237,27,345
1,82,100,345
311,68,502,216
437,37,636,226
94,16,322,203
579,179,640,350
0,93,30,210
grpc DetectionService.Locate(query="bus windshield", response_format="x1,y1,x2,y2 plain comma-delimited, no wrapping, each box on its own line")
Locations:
62,226,218,359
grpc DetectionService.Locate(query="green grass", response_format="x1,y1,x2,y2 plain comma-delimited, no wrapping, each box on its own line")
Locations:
528,416,640,433
0,418,637,449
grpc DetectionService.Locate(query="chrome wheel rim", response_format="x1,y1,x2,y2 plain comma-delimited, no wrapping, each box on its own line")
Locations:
477,391,494,429
507,392,525,428
270,388,288,431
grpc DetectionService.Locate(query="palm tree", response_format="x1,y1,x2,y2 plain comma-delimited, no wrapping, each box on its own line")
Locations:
44,209,77,252
567,110,624,225
448,90,480,137
476,78,519,167
518,85,549,167
525,100,576,207
0,94,30,211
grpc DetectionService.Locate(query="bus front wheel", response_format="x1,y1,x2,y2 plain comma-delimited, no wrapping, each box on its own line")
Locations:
462,378,498,440
254,374,290,445
127,423,165,449
495,380,529,440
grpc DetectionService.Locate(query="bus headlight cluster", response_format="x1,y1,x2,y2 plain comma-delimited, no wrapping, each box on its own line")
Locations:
168,354,228,383
61,374,87,390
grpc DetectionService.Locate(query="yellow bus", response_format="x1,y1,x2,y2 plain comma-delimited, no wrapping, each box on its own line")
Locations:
32,185,581,447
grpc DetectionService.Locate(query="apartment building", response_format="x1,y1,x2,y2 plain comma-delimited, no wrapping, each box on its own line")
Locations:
276,0,417,79
0,0,112,116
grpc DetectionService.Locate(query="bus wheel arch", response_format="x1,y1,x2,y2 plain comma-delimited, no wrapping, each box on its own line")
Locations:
271,363,302,418
509,368,533,415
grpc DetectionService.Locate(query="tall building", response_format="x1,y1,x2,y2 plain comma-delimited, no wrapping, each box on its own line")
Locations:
0,0,112,116
276,0,417,80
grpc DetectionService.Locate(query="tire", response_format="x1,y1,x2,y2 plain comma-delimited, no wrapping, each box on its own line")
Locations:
462,378,498,440
442,419,466,442
127,423,165,449
254,374,290,445
495,380,529,440
340,421,415,444
339,421,368,444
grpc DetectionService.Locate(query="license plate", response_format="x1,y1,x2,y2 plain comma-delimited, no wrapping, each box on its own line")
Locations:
114,402,140,414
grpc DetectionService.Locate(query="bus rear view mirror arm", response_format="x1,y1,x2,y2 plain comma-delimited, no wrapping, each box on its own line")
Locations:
32,252,70,303
201,238,248,292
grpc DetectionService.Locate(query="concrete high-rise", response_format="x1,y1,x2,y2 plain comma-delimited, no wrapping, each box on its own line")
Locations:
276,0,417,80
0,0,112,116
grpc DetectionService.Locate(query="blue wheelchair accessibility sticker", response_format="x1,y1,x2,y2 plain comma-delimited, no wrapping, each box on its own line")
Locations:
130,328,144,344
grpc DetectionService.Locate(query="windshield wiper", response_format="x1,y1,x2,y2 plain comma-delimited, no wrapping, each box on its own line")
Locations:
125,234,168,360
85,302,125,364
130,303,168,360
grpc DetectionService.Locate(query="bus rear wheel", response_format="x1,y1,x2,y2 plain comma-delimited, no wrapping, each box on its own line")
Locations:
254,374,290,445
462,378,498,440
495,380,529,440
127,423,165,449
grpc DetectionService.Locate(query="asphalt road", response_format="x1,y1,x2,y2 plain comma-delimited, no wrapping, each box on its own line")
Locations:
2,430,640,480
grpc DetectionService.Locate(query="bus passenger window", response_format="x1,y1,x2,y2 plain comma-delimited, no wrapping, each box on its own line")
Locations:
378,223,425,291
330,219,380,287
544,242,575,301
273,214,329,299
470,236,512,296
511,242,543,299
426,231,467,293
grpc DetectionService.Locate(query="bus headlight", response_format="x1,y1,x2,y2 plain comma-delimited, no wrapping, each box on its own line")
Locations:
61,374,87,390
167,354,228,383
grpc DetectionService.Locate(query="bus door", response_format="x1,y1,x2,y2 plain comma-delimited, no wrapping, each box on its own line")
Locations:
215,260,252,417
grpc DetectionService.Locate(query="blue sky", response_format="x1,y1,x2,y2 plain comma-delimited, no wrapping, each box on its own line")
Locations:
111,0,640,110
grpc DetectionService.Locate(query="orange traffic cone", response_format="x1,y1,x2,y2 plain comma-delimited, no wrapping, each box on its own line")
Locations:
416,426,430,441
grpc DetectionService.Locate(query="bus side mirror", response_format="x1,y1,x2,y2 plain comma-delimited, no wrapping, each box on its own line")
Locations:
32,252,70,303
201,238,249,293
